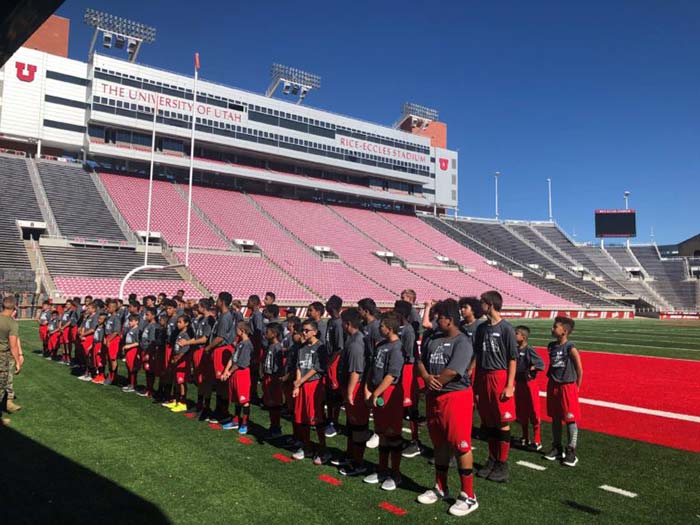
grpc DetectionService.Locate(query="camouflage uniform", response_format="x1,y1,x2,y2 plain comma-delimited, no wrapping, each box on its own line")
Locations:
0,350,11,402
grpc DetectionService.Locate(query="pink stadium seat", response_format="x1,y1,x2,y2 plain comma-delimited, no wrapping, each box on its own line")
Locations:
53,277,200,299
173,251,315,303
99,173,227,250
190,186,392,302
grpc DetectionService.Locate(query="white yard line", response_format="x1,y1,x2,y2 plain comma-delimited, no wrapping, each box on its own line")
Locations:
516,460,546,471
599,485,638,498
538,392,700,423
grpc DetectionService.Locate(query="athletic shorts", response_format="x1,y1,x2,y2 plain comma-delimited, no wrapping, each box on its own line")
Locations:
39,325,48,342
475,369,516,427
344,382,370,426
107,336,121,361
81,335,94,359
47,332,60,351
294,380,325,426
230,367,251,404
547,380,580,423
401,363,414,407
93,341,104,369
427,388,474,454
262,374,283,407
174,354,190,385
372,383,404,437
125,347,141,372
212,345,233,380
325,352,341,390
515,379,541,424
61,327,72,345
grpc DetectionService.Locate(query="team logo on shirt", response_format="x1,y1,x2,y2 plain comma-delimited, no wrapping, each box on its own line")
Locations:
15,61,37,82
504,411,512,419
458,440,469,451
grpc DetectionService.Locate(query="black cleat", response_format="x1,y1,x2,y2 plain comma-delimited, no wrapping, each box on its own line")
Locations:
486,461,509,483
476,457,495,478
542,447,563,461
562,446,578,467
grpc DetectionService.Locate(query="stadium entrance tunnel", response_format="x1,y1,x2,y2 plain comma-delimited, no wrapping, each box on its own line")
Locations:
2,427,170,523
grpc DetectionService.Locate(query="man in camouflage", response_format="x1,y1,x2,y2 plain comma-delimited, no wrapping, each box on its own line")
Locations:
1,295,23,425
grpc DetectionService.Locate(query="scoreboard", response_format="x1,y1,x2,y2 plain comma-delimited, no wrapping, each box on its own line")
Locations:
595,209,636,238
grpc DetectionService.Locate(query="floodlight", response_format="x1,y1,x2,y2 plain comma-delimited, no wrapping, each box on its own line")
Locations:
265,62,321,104
84,8,157,62
402,102,439,122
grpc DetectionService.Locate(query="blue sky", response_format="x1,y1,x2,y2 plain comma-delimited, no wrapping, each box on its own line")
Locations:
56,0,700,244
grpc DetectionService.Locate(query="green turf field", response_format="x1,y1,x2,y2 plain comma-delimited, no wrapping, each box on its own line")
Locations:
5,320,700,524
521,318,700,361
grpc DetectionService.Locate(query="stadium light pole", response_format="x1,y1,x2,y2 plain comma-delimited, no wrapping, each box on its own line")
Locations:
185,53,200,268
547,178,553,222
624,191,631,249
494,171,501,220
144,99,158,266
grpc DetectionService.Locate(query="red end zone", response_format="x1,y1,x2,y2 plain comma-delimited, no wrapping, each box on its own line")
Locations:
531,348,700,452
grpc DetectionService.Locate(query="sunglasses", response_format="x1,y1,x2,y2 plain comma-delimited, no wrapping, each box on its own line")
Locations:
302,328,314,334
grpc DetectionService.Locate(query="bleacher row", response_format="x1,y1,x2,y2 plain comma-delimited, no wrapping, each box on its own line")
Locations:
1,154,697,311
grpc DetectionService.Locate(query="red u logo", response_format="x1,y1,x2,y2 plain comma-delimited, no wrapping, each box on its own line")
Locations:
15,61,37,82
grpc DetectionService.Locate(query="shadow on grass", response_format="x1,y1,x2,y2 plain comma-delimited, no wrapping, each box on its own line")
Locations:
563,500,603,515
2,426,170,524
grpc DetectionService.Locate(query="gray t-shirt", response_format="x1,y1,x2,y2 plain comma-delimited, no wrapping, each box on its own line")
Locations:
516,345,545,382
285,342,301,375
460,317,485,345
367,339,403,389
195,315,215,343
106,313,122,336
297,340,326,382
140,321,158,350
315,318,328,345
173,331,190,355
338,331,365,387
423,332,473,392
325,317,344,355
232,339,253,369
399,324,417,364
474,319,518,371
212,311,236,347
263,341,283,375
39,310,51,325
362,318,382,353
93,324,105,343
166,315,179,346
547,341,578,384
124,326,139,346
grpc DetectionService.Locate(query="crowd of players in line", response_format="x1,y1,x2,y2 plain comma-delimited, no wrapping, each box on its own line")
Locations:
38,288,583,517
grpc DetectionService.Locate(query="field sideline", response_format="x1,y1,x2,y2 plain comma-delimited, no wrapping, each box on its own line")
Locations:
5,320,700,524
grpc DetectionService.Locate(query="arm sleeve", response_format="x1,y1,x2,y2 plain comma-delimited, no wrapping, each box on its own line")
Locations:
10,320,19,337
347,340,365,374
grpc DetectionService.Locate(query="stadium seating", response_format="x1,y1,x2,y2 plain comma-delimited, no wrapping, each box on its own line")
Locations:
173,251,314,303
52,277,199,298
188,185,391,302
36,161,126,241
0,155,43,273
631,246,698,311
251,194,451,301
99,173,228,250
378,213,577,307
420,216,615,307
